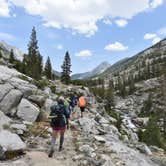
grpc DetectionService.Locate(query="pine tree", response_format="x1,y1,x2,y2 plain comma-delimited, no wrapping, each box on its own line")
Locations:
0,50,2,58
128,75,135,95
61,51,71,84
117,76,127,98
104,81,115,113
142,115,165,149
9,49,15,63
161,69,166,139
44,56,52,79
139,94,152,117
26,27,43,80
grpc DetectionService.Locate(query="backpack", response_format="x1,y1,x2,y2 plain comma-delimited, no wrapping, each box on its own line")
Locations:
64,100,70,117
50,104,66,127
79,96,86,107
72,96,78,106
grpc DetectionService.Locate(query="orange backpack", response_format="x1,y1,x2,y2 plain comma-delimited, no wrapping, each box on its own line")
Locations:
79,96,86,107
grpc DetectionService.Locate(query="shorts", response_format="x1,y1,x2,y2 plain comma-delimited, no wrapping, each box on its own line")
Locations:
80,107,85,112
52,126,66,131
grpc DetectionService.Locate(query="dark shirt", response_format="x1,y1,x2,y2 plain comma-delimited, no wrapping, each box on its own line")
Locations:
49,103,69,128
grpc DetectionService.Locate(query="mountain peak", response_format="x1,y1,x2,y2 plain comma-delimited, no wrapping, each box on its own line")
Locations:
72,61,110,80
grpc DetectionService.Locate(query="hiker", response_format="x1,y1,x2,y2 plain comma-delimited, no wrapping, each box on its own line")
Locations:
64,97,71,118
78,95,86,118
70,94,78,118
48,96,70,158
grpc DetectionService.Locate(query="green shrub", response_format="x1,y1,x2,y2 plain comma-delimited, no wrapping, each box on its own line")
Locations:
141,115,166,150
36,110,48,122
3,124,10,130
18,75,30,82
33,79,49,90
50,85,56,94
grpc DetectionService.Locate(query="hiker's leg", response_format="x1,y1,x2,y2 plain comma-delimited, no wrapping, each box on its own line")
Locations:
48,130,58,157
80,107,83,117
71,106,75,119
51,130,58,150
81,111,83,117
59,130,65,150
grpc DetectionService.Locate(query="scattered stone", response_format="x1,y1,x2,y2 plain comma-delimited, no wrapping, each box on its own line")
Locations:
0,89,23,115
17,99,39,122
149,146,164,154
0,130,26,160
78,117,99,134
133,117,149,126
0,83,13,101
109,117,117,124
151,156,166,166
11,124,27,131
136,144,152,155
0,111,11,129
28,95,46,108
94,135,106,143
79,145,95,154
72,154,84,161
44,98,54,113
101,154,116,166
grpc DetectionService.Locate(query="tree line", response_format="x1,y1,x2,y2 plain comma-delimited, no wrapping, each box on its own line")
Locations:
8,27,71,85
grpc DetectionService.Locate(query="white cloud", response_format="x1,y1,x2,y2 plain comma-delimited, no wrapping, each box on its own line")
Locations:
105,42,128,51
150,0,163,8
152,37,161,44
115,19,128,27
8,0,164,36
0,0,10,17
75,50,92,57
0,32,16,41
144,33,157,39
57,44,63,50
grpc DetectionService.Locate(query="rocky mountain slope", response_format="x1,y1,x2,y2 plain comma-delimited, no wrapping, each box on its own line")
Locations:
0,41,166,166
0,63,165,165
72,62,110,80
99,38,166,79
0,41,24,61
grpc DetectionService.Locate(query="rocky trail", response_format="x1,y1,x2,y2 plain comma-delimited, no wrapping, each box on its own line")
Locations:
1,103,165,166
0,65,166,166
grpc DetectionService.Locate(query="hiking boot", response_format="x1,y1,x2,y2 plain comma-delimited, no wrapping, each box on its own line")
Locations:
58,146,63,152
48,149,54,158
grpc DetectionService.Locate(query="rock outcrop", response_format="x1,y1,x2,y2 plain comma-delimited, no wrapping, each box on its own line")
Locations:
17,99,40,122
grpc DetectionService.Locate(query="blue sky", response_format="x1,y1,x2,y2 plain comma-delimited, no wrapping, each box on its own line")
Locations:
0,0,166,74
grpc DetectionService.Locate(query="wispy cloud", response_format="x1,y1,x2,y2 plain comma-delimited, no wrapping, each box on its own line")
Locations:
144,26,166,44
115,19,128,27
56,44,63,50
0,0,10,17
105,42,128,51
75,50,92,57
152,37,161,44
144,33,157,39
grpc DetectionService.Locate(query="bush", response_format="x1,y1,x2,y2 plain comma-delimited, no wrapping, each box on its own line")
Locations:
50,85,56,94
33,79,49,90
18,75,30,82
139,94,152,117
141,115,166,150
36,110,48,122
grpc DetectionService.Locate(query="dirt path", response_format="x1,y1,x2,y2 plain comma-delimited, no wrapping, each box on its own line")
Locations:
24,107,82,166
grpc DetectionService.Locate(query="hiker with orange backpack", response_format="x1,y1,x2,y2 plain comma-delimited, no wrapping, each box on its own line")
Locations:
78,95,86,118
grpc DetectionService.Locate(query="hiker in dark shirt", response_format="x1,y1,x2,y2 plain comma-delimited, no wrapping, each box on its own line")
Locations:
69,95,78,119
48,96,69,158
